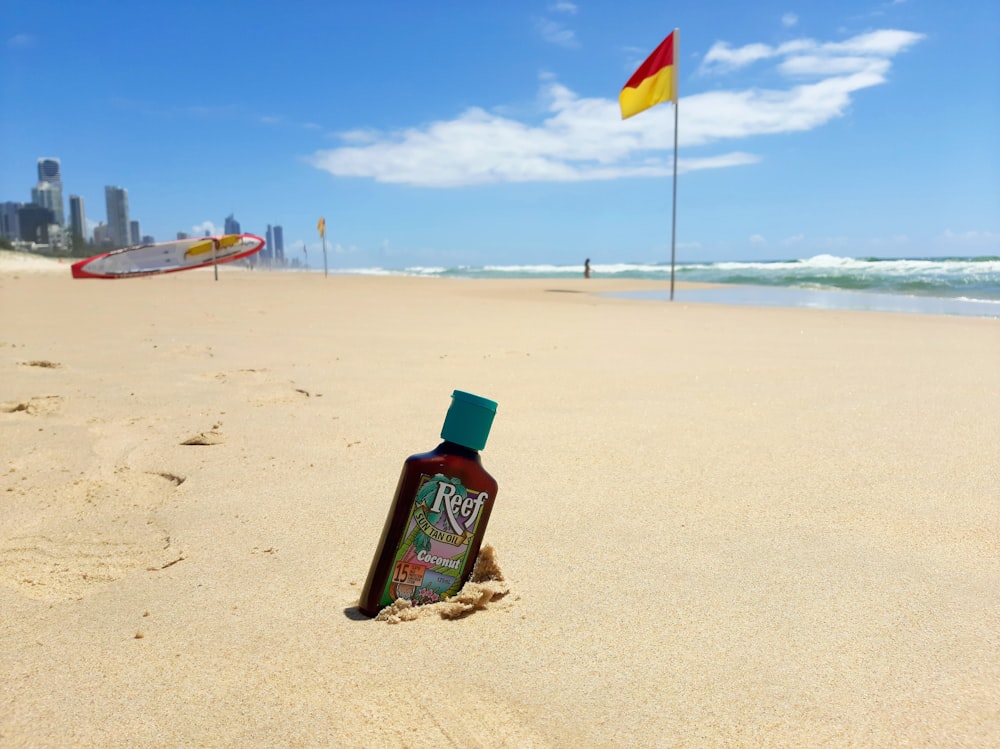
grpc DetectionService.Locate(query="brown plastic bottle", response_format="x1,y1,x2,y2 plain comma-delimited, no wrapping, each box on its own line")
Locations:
358,391,499,618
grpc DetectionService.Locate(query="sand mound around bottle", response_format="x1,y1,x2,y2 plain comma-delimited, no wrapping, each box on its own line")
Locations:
375,544,511,623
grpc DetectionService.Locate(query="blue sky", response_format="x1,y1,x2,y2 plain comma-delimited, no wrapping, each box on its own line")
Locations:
3,0,998,268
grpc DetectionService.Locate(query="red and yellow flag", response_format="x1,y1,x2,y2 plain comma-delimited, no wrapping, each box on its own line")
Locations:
619,30,678,120
317,217,326,239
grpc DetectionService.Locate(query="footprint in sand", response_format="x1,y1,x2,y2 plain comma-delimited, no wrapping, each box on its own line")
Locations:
166,344,214,359
18,360,62,369
0,395,64,415
180,430,225,446
0,534,161,599
395,690,549,747
0,470,185,601
201,368,317,404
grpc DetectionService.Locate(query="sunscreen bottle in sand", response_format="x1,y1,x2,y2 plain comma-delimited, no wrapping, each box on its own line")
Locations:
358,390,498,617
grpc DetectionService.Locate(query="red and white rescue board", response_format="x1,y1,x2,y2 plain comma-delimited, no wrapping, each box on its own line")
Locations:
71,234,264,279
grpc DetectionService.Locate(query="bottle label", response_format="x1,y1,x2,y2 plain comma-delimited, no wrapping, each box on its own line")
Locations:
381,473,488,608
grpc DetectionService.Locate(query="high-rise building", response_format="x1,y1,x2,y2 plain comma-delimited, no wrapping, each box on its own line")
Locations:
273,225,284,263
35,158,64,226
94,222,111,246
1,202,23,240
17,204,55,243
32,183,64,226
130,220,140,245
264,224,274,264
37,158,61,183
224,214,241,235
104,186,129,248
69,195,86,241
176,231,189,240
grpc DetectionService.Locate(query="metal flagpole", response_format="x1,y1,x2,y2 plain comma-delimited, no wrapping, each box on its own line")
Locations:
318,217,329,277
669,27,679,301
212,237,219,281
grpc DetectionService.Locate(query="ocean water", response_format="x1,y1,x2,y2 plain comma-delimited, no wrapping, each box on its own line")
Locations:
334,254,1000,318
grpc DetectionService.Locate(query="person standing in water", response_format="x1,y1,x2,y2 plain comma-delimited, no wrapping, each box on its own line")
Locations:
584,258,591,279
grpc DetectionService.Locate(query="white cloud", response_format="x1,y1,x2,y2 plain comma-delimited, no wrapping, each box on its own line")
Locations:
865,234,910,246
308,29,923,188
535,17,577,47
682,152,763,171
750,234,767,245
941,230,1000,242
701,29,924,74
702,42,775,70
536,1,579,47
6,33,35,49
337,128,382,144
826,29,924,56
308,83,762,187
781,14,799,28
779,55,890,76
192,220,220,236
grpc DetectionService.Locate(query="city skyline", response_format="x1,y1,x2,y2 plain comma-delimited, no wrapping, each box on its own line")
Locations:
1,157,287,258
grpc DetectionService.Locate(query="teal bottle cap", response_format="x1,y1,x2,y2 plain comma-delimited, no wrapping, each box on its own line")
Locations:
440,390,497,451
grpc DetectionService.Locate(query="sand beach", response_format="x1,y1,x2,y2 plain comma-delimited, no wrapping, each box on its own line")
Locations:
1,257,998,747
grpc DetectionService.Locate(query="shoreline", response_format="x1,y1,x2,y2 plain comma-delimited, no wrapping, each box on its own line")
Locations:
3,249,997,319
612,283,1000,318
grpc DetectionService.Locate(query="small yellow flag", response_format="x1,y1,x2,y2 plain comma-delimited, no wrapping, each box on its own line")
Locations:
317,217,326,238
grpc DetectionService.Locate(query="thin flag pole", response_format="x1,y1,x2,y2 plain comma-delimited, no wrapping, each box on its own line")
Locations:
318,217,329,277
619,27,681,301
669,28,679,301
212,237,219,281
